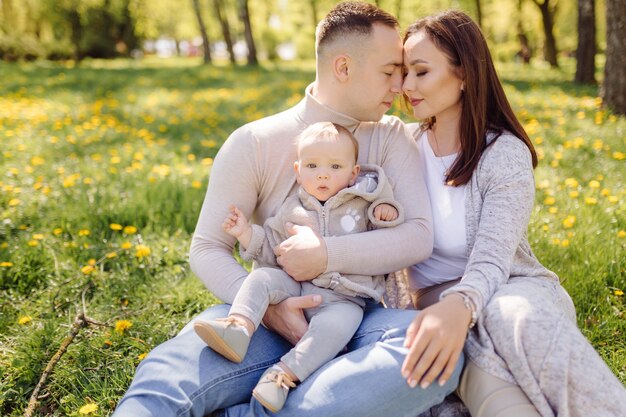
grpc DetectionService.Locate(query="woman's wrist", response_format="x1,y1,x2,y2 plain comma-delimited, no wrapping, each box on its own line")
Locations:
445,292,478,329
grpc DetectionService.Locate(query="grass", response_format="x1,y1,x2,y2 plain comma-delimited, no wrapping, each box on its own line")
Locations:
0,56,624,416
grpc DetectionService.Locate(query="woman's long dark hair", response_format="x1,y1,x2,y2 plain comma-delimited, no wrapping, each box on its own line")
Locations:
404,10,537,186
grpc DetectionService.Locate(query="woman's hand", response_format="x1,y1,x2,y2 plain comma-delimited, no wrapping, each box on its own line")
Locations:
402,294,471,388
263,294,323,345
274,224,327,281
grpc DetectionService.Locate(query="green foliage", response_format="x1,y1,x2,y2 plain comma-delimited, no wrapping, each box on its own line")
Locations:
0,57,624,416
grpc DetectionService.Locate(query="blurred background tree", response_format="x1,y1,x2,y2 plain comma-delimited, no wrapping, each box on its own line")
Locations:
0,0,620,113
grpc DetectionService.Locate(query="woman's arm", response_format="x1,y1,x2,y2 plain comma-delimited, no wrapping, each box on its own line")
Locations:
441,135,536,314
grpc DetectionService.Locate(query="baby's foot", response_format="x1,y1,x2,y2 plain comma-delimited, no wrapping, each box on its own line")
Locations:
193,317,250,363
252,366,296,412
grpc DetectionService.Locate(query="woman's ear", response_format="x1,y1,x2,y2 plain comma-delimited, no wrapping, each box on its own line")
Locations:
333,54,351,82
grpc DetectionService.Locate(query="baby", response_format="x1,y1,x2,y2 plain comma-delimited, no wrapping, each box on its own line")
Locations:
194,122,404,412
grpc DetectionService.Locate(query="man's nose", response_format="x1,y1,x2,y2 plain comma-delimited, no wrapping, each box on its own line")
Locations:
390,72,403,94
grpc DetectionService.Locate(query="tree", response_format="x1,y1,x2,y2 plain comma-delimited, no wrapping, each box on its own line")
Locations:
531,0,559,67
191,0,212,64
239,0,258,65
213,0,235,64
601,0,626,115
516,0,532,63
575,0,596,84
474,0,483,28
309,0,319,30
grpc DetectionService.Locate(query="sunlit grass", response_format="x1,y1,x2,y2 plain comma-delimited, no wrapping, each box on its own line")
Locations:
0,57,624,416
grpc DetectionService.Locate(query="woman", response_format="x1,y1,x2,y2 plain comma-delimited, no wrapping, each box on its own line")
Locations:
394,10,626,417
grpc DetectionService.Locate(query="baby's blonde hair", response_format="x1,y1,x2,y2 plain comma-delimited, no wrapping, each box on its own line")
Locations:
295,122,359,163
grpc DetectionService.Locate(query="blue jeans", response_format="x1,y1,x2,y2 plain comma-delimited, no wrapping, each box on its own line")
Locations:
113,302,464,417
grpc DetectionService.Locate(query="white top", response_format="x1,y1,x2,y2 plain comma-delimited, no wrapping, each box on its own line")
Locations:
409,130,468,289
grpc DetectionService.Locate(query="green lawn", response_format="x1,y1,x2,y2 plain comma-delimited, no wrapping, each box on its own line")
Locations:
0,57,624,416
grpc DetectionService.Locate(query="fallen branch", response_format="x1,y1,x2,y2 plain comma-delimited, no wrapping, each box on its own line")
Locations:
23,313,88,417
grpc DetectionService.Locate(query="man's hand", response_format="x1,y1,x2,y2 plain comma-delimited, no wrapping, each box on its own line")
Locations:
263,295,322,345
274,224,327,281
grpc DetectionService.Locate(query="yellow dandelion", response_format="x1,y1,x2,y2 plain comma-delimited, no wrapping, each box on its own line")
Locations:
135,245,151,258
550,160,559,168
123,225,137,234
33,234,44,240
110,223,123,231
106,252,118,259
0,261,12,267
1,242,8,249
192,181,202,189
564,178,579,188
121,241,133,249
78,229,90,236
588,180,600,189
115,319,133,334
187,154,196,161
608,196,619,203
615,289,624,296
543,196,556,205
53,228,63,235
618,230,626,238
103,339,113,346
592,139,603,150
8,198,21,207
569,191,579,198
562,215,576,229
201,157,214,166
613,152,625,160
585,197,598,205
548,207,558,214
560,239,570,247
18,315,32,325
601,189,610,196
78,402,98,414
27,240,39,247
87,258,96,266
551,238,561,245
138,352,147,360
542,225,550,231
575,111,585,119
81,265,95,275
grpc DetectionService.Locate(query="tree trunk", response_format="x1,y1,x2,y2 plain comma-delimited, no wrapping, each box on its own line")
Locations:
575,0,596,84
1,0,12,33
532,0,559,67
192,0,212,64
395,0,403,23
213,0,236,64
517,0,532,63
68,9,83,61
309,0,319,29
475,0,483,29
601,0,626,115
239,0,258,66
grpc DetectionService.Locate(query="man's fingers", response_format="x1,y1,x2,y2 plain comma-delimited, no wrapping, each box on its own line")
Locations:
285,294,322,310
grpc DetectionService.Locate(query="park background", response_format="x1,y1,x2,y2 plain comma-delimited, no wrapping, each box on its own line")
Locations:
0,0,624,415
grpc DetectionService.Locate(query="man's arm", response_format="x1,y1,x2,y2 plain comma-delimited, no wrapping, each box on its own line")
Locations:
189,127,260,304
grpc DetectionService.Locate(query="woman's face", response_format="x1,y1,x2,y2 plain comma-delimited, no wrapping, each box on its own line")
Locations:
402,30,464,123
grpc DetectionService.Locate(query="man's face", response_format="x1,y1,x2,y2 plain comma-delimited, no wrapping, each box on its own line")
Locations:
344,24,403,121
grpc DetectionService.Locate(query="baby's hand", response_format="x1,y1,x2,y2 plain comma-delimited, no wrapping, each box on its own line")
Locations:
374,203,398,222
222,205,250,238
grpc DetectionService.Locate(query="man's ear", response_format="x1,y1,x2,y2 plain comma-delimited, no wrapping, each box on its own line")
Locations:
293,161,302,184
333,54,351,82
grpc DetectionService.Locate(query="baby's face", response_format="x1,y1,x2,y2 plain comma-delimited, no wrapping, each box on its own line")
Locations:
294,136,359,202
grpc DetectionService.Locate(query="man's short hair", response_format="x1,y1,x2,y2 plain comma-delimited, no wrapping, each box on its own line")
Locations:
316,1,398,55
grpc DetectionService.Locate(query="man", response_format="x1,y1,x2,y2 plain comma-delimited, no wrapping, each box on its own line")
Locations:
113,3,463,416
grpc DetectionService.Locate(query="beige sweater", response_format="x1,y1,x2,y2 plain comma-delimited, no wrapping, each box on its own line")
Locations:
241,164,404,301
189,85,433,304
